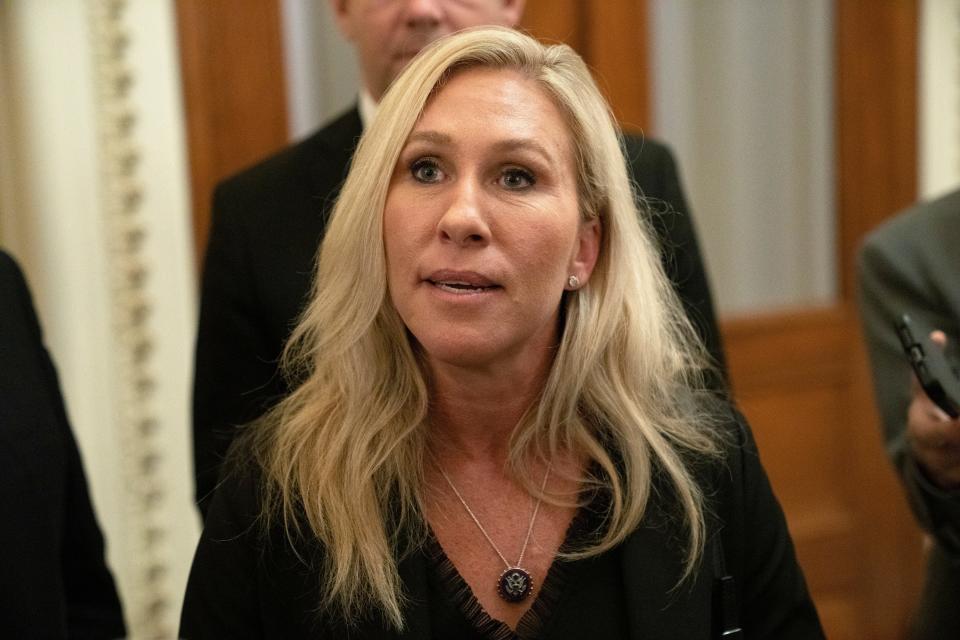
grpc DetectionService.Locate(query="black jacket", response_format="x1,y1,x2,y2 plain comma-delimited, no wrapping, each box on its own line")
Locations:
0,250,126,638
193,108,726,511
180,410,822,639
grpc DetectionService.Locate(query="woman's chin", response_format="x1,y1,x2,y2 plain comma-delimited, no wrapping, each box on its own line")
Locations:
420,341,501,372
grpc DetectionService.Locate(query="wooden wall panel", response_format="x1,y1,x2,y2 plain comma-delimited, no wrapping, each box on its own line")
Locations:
836,0,918,298
725,308,861,634
520,0,585,51
522,0,649,133
584,1,649,133
175,0,290,266
724,306,925,638
845,325,927,639
833,2,923,632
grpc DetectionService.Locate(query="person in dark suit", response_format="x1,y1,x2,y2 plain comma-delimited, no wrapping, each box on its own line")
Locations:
181,29,817,638
857,191,960,639
0,250,126,638
193,0,725,511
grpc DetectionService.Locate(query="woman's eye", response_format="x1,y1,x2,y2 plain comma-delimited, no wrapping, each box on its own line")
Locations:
411,159,443,184
500,168,535,190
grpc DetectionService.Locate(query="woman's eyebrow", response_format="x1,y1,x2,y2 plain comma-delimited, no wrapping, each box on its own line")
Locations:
405,130,452,146
404,132,558,166
490,138,555,164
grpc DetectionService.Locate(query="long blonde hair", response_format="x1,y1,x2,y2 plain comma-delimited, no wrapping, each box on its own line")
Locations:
243,26,723,629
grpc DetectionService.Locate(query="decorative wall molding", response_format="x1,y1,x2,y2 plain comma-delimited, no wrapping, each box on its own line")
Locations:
87,1,171,636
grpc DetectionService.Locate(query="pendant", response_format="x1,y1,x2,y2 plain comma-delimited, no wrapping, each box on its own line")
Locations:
497,566,533,603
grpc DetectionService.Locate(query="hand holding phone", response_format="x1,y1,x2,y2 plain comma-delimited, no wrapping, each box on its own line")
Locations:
896,314,960,418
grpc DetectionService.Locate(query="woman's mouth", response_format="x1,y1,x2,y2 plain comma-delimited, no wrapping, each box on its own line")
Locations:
430,280,501,294
425,270,502,294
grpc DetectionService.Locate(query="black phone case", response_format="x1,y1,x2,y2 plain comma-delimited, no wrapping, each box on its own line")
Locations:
896,314,960,419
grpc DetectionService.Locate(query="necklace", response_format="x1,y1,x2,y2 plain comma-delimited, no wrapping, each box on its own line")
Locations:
436,462,551,604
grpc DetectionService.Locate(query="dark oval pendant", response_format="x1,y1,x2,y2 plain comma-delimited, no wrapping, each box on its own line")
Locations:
497,566,533,603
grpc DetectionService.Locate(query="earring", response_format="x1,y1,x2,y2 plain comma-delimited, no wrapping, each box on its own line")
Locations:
567,275,580,289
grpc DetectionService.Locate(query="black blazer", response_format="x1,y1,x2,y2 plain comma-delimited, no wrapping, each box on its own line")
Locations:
180,411,823,639
193,108,726,510
0,250,125,638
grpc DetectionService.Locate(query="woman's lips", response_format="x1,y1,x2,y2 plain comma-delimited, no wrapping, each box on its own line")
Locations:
431,281,500,294
425,270,502,294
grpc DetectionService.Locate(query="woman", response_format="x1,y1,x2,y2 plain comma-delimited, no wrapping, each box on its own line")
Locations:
181,27,822,639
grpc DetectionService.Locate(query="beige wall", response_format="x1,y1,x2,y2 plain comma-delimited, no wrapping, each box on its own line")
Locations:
920,0,960,199
650,0,836,315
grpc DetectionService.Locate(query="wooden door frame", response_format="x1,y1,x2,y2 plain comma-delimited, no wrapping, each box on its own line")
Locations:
836,0,918,298
834,0,923,634
175,0,290,267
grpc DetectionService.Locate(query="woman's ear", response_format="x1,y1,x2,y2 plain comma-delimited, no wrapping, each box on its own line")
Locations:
567,218,601,288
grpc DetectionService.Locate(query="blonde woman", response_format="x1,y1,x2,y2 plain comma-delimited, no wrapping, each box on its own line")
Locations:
181,27,822,639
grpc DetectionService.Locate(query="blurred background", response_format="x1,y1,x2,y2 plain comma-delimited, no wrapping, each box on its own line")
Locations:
0,1,957,637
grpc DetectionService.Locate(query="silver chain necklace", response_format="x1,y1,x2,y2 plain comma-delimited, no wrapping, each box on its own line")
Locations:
435,462,551,603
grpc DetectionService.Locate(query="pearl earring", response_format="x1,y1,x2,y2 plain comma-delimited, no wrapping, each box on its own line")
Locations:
567,275,580,289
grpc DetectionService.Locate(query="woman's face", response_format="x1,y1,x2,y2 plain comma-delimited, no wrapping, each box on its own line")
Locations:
383,67,600,373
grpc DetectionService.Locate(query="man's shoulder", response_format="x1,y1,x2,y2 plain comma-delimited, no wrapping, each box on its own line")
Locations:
861,188,960,265
621,132,674,168
619,133,683,203
0,250,45,385
0,250,29,311
215,107,362,206
0,248,21,279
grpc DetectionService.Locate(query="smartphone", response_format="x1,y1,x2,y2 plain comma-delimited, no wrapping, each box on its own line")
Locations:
896,314,960,418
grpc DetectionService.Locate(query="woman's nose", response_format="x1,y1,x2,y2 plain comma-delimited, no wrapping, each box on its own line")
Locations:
436,180,490,247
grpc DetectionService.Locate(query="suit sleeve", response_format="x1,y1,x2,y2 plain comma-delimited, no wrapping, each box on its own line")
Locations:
625,138,728,385
1,252,126,638
857,221,960,555
193,185,283,515
725,412,825,638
